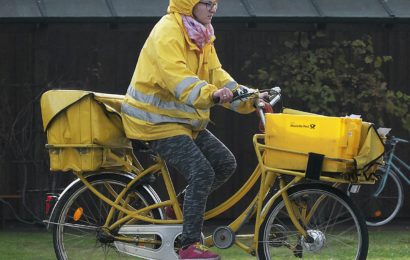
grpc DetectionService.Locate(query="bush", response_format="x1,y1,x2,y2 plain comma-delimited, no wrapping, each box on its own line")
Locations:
244,32,410,133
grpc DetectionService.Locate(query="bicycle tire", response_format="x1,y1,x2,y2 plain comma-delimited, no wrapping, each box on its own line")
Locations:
258,183,368,260
348,170,404,226
51,173,162,260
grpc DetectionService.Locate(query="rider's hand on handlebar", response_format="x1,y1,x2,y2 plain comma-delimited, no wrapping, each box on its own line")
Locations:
259,92,269,103
257,92,272,111
213,88,233,104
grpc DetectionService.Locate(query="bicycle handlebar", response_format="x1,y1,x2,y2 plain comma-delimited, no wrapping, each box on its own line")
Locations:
212,86,281,127
387,136,409,145
212,86,283,129
213,86,281,107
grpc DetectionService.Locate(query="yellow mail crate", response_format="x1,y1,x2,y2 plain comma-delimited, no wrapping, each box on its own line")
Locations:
41,90,132,172
264,113,363,172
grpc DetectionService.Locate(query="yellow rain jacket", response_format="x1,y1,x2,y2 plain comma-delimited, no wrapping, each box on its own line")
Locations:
122,0,256,141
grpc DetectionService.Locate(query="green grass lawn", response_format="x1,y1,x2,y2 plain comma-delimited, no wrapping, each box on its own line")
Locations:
0,228,408,259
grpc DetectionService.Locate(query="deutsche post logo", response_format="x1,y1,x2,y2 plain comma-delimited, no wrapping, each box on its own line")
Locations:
290,123,316,129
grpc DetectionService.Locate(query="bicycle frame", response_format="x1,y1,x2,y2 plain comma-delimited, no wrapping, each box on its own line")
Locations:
374,138,409,196
72,150,277,254
69,128,371,255
391,155,410,185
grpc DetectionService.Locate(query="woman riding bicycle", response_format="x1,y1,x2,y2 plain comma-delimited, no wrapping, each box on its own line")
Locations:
121,0,266,259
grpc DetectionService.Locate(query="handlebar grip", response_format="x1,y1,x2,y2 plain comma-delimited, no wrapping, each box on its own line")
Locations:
269,94,281,107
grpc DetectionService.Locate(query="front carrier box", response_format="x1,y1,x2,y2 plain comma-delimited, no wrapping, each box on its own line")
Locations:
264,113,363,173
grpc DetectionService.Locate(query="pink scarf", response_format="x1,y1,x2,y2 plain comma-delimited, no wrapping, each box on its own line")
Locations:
181,15,214,49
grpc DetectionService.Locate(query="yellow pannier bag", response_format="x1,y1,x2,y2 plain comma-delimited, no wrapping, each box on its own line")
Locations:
264,109,384,178
40,90,132,172
354,122,385,179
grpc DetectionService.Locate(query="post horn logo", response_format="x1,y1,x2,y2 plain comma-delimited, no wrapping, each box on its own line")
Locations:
290,123,316,129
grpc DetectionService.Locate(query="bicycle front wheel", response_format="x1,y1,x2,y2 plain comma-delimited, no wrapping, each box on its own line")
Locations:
51,173,163,260
258,183,368,260
348,170,404,226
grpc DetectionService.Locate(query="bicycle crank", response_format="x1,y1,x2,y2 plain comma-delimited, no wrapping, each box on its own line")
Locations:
114,224,183,260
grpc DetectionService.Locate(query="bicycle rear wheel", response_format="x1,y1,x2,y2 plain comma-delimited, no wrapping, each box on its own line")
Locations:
348,170,403,226
258,183,368,260
51,173,163,260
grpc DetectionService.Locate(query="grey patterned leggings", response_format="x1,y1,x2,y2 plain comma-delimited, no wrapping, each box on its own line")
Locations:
148,129,237,247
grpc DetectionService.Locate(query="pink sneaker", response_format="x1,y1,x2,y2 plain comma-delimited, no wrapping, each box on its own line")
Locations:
178,243,220,260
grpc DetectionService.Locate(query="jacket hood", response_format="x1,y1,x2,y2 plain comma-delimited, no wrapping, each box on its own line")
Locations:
168,0,200,16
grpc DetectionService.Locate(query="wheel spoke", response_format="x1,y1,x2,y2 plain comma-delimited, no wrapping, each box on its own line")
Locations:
52,175,162,259
348,170,403,226
258,183,367,260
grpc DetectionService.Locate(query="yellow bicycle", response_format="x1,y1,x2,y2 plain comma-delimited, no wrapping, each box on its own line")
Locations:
40,88,384,259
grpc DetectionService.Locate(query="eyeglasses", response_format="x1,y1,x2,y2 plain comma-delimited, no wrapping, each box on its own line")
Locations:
199,1,218,11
